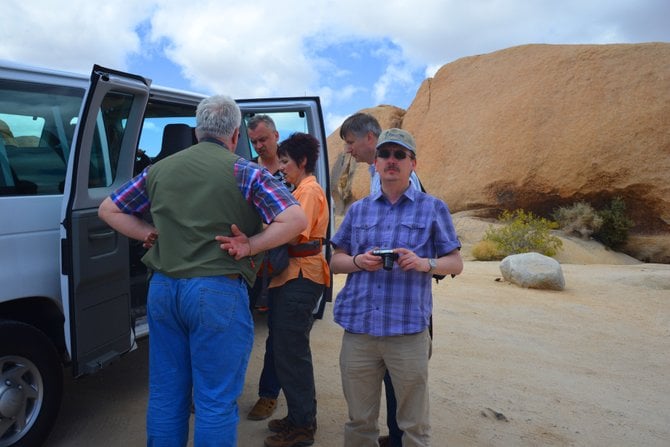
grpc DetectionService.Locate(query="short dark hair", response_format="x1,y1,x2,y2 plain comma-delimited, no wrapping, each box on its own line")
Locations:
277,132,320,174
339,112,381,140
247,114,277,132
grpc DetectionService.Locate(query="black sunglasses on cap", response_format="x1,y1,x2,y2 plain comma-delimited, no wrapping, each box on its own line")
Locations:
376,148,414,160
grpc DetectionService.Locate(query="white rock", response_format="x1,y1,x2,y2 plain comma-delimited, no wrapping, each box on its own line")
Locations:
500,253,565,291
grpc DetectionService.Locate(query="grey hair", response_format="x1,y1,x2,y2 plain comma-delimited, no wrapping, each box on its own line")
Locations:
339,112,381,139
247,114,277,132
195,95,241,139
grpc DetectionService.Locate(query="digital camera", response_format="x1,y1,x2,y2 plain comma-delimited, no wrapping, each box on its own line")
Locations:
372,249,399,271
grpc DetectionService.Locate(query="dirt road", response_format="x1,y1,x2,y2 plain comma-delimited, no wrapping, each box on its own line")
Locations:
45,261,670,446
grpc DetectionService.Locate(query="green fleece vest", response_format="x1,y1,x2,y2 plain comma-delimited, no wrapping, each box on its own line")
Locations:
142,141,263,285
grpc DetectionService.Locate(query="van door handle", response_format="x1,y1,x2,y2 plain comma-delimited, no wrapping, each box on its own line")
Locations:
89,230,115,240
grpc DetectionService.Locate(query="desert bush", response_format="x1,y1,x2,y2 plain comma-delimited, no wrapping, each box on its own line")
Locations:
482,209,562,257
552,202,603,239
593,197,634,249
471,239,504,261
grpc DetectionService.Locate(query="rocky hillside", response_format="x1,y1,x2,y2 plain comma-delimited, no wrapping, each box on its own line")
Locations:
328,43,670,263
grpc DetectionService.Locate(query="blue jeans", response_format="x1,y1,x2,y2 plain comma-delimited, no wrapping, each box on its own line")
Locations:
146,272,254,447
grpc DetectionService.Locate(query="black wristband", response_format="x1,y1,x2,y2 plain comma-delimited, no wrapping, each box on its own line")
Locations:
352,254,363,270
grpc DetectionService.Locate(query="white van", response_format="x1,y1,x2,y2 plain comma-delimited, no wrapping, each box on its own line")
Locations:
0,61,332,447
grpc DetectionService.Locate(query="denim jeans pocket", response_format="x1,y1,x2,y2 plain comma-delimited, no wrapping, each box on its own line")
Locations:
147,278,171,322
199,286,236,331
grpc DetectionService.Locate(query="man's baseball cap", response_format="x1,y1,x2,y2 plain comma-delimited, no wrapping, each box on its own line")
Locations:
376,128,416,154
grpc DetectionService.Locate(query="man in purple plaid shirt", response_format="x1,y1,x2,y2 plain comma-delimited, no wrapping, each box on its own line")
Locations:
330,128,463,447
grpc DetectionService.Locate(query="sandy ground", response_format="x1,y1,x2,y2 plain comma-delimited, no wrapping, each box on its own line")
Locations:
45,260,670,446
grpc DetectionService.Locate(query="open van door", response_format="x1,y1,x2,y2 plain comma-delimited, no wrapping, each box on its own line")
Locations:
60,65,150,377
236,98,333,317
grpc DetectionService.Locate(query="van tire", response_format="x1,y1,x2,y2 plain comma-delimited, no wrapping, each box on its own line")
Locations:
0,320,63,447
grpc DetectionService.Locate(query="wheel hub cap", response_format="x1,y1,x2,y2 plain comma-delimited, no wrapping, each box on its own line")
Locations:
0,383,23,418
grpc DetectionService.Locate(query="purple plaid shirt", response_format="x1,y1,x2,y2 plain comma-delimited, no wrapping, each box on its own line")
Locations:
111,158,297,223
331,187,460,336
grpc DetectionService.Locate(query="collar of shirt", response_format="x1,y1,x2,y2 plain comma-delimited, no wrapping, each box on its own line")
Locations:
200,137,230,150
371,182,418,204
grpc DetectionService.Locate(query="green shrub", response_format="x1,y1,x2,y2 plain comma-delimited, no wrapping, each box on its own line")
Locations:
471,239,504,261
552,202,603,239
482,209,562,257
593,197,634,249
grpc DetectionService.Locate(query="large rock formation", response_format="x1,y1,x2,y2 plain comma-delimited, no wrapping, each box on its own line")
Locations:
328,43,670,263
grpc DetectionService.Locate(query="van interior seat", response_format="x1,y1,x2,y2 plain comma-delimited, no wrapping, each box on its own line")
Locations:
0,119,18,146
0,119,18,188
5,146,65,194
0,138,15,189
154,123,196,162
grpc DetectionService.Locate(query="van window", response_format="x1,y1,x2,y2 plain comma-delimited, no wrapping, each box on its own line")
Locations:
242,111,310,159
0,80,83,195
0,82,140,195
135,108,312,164
138,116,197,159
88,91,136,188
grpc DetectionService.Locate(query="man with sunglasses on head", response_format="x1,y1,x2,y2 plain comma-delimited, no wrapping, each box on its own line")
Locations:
330,128,463,447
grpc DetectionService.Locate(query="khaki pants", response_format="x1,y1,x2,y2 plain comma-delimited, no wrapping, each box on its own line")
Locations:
340,330,432,447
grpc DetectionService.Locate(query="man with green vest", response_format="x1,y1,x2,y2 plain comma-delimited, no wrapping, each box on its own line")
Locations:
98,94,307,447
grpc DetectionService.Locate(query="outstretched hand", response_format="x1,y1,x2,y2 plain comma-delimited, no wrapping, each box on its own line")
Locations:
215,224,251,260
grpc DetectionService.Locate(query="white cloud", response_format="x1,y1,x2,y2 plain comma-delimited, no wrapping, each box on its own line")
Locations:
325,112,348,136
1,0,668,119
0,0,155,73
319,84,365,109
425,64,442,78
147,1,328,97
337,85,363,103
373,64,415,105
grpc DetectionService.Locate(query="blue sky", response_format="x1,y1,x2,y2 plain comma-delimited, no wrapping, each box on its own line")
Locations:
2,0,669,134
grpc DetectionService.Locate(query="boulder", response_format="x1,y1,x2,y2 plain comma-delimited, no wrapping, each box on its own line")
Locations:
500,253,565,290
327,43,670,262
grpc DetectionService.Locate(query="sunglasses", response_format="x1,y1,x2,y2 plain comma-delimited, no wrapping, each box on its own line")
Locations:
376,148,414,160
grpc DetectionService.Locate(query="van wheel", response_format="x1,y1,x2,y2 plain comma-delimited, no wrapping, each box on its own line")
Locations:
0,321,63,447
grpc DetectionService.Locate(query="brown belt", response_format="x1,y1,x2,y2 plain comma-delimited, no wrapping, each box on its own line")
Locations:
224,273,240,280
288,239,323,257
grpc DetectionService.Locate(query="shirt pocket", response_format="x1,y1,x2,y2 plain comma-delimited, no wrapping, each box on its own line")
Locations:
352,222,377,252
397,219,428,249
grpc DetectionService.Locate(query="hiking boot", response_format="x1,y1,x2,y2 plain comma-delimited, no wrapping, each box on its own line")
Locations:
247,397,277,420
268,417,291,433
264,424,315,447
268,416,317,433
